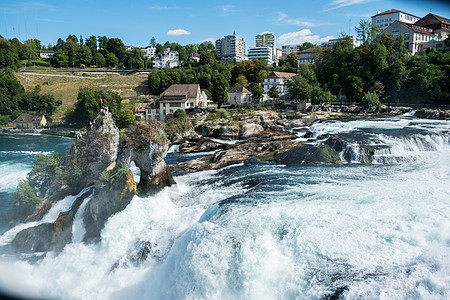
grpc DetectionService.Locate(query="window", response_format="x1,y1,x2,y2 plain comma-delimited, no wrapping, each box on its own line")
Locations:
404,33,410,40
393,26,399,32
169,103,181,107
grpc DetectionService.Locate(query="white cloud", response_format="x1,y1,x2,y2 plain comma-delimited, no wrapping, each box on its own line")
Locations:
327,0,374,11
273,12,319,27
166,29,191,36
278,29,334,45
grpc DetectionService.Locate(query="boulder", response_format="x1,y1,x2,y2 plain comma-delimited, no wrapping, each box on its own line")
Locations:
275,144,341,165
239,123,264,139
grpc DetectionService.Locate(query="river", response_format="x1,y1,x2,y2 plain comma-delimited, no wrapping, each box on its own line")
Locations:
0,115,449,299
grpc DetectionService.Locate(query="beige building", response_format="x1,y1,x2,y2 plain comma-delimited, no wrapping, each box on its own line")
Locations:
263,71,297,101
145,84,204,122
385,20,436,55
12,113,47,128
371,9,420,30
228,86,252,105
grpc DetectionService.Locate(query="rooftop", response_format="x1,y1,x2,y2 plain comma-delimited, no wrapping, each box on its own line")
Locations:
266,71,297,79
12,113,45,123
229,86,251,94
160,84,200,100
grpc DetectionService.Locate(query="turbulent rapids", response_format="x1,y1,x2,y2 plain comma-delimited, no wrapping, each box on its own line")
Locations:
0,115,449,299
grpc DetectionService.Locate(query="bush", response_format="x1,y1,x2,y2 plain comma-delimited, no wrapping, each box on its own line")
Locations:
173,109,187,121
13,180,43,219
362,92,382,113
0,115,11,125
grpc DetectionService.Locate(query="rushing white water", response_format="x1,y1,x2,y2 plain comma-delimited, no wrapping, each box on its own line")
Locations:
0,162,30,193
0,187,93,246
72,191,95,243
0,116,449,299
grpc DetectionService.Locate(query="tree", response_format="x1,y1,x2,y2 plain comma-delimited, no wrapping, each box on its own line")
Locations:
0,68,24,114
13,180,43,219
355,20,379,46
173,109,187,120
299,42,314,52
252,84,265,101
76,45,92,67
285,52,299,73
123,48,145,69
268,85,280,99
211,71,229,108
106,38,126,62
286,75,313,100
115,108,136,129
51,49,69,68
85,35,97,55
362,91,382,112
235,75,248,87
199,51,215,65
93,52,106,67
65,87,122,127
105,52,118,68
150,37,156,47
0,38,19,68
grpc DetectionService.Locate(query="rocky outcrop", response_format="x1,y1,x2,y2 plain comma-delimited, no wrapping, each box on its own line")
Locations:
180,125,303,171
275,144,341,165
414,109,450,120
12,115,175,253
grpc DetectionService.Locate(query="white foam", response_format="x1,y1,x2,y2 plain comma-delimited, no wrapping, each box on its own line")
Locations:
0,187,93,246
72,191,95,243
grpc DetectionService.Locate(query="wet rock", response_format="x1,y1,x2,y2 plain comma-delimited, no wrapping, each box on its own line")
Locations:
275,144,341,165
239,123,264,139
325,135,345,152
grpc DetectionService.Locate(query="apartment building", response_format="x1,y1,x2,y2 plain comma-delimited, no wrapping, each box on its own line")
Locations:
215,32,246,63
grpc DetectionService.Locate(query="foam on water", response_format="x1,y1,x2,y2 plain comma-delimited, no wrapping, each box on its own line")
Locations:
0,117,449,299
0,162,30,193
0,187,93,246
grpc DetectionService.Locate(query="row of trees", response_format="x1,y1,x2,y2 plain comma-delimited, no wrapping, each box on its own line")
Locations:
0,34,218,70
0,68,61,124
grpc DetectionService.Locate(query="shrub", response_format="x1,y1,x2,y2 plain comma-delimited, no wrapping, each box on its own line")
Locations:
362,92,382,113
13,180,43,219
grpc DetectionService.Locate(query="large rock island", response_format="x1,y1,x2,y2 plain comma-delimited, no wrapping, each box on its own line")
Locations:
11,113,175,253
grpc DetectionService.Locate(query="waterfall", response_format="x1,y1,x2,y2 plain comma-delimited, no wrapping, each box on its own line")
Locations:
0,187,93,246
72,190,95,243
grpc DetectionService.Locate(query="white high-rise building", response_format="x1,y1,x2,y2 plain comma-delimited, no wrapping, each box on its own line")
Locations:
248,46,274,65
215,32,246,63
256,32,276,64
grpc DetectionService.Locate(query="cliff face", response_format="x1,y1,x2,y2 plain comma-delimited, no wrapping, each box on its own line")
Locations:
13,114,175,253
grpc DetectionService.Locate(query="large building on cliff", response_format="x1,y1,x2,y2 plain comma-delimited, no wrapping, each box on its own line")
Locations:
145,84,206,122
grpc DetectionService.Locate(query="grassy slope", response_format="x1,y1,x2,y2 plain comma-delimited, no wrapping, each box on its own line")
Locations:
15,70,150,121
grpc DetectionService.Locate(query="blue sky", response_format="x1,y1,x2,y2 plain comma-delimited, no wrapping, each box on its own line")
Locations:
0,0,449,49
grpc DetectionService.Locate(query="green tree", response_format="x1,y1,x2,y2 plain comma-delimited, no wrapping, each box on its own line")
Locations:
0,37,19,68
150,37,156,47
93,52,106,67
27,153,64,196
13,180,43,219
285,52,299,73
268,85,280,99
0,68,24,114
362,91,382,112
106,38,126,62
51,49,69,68
85,35,97,55
299,42,314,51
116,108,136,129
252,84,265,101
65,87,122,127
76,45,93,67
105,52,118,68
235,75,248,87
286,75,313,100
173,109,187,120
123,48,145,69
211,71,229,108
355,20,379,46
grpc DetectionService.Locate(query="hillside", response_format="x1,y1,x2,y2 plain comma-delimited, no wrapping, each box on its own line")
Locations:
15,70,151,120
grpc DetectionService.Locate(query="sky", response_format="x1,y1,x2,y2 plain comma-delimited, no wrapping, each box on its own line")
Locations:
0,0,449,49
